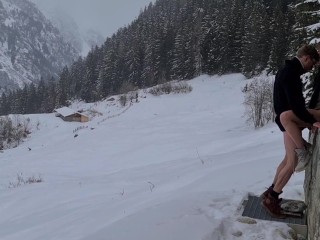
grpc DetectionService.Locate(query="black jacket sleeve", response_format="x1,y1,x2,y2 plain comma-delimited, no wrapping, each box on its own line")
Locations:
283,71,316,124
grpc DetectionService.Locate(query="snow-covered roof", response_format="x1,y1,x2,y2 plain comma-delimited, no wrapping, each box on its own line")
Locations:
54,107,76,117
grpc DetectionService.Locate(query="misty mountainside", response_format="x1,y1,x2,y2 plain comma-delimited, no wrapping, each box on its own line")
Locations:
0,0,79,91
30,4,105,56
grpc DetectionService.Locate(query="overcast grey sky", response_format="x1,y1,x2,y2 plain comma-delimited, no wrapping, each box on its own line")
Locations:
31,0,155,37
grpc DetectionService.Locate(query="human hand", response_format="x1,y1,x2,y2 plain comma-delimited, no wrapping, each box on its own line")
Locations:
312,122,320,132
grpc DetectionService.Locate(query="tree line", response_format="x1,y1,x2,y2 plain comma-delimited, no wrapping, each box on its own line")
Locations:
1,0,319,116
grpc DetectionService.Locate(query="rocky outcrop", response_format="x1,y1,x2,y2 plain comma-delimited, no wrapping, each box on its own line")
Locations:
304,131,320,239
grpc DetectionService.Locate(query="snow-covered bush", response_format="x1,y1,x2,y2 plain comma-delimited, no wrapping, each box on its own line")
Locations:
8,173,43,188
0,115,31,150
119,95,128,107
243,76,275,128
149,81,192,96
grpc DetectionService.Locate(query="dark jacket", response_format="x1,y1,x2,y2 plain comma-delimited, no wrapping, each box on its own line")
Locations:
273,57,316,124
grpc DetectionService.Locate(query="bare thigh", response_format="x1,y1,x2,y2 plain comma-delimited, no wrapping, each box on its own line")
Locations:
280,110,310,128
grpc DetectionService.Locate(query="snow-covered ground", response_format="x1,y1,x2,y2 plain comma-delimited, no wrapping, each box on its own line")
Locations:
0,74,306,240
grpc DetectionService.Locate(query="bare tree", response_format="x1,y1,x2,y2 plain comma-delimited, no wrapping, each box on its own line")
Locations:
243,76,275,128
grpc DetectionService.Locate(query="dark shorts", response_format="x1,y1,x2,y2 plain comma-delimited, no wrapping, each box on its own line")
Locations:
275,115,285,132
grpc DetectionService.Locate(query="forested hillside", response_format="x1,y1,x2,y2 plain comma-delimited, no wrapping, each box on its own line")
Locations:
1,0,319,115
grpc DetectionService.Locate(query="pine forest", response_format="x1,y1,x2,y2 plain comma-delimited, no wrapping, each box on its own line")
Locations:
0,0,319,115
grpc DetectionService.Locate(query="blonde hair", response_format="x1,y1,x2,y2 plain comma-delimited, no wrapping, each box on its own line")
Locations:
296,45,319,61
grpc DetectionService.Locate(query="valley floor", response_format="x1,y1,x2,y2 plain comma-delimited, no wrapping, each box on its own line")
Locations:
0,74,305,240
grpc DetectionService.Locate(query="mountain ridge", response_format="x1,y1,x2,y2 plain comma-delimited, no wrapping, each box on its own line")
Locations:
30,4,105,56
0,0,80,91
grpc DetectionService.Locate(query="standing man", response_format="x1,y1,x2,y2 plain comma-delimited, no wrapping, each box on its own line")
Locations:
262,44,320,218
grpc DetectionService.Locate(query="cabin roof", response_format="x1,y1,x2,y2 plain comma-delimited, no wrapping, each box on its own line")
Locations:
54,107,76,117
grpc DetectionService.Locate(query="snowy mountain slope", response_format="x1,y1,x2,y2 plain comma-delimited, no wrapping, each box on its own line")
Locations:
0,0,79,90
0,74,305,240
29,1,105,56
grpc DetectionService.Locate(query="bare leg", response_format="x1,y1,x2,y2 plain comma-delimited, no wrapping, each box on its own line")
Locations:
273,132,297,193
280,111,309,148
272,155,287,185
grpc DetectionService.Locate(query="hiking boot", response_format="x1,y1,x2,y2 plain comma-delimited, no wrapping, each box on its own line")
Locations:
262,193,286,219
295,147,312,172
260,186,273,199
260,186,282,200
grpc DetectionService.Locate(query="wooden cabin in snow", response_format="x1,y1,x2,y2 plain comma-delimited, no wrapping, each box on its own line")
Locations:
54,107,89,122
